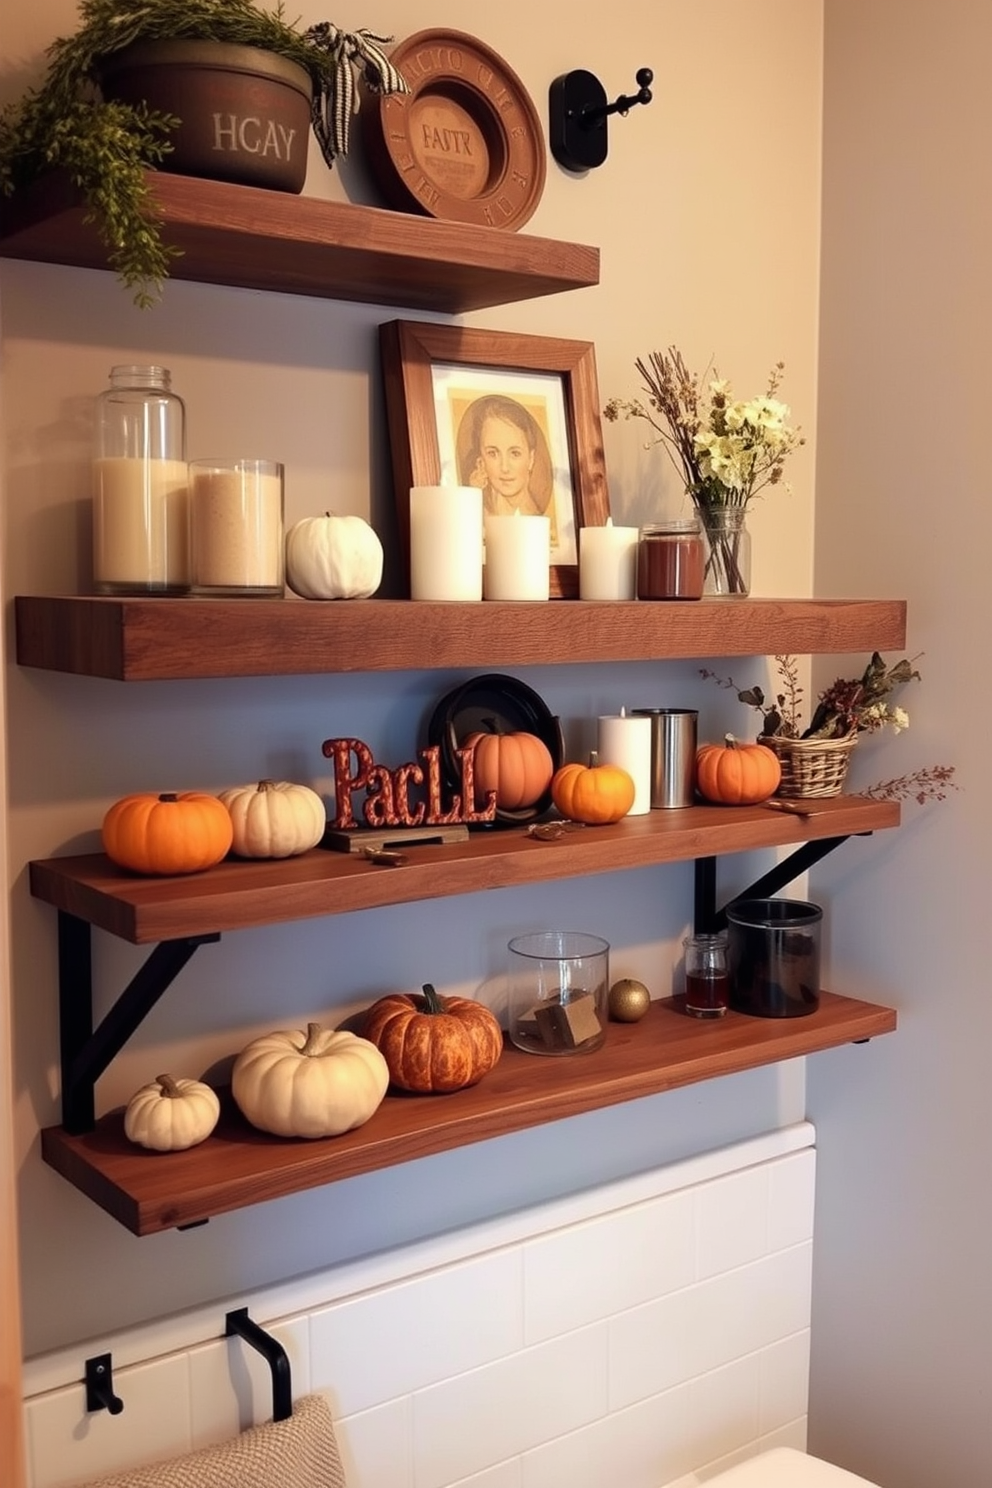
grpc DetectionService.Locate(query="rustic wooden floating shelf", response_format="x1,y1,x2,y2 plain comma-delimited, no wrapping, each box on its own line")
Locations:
30,797,900,944
0,172,599,312
40,992,897,1236
14,595,908,681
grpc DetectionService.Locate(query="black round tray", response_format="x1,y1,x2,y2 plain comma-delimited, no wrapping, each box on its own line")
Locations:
426,673,564,827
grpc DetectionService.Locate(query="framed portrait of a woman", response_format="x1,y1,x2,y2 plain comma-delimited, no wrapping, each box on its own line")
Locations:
380,320,611,597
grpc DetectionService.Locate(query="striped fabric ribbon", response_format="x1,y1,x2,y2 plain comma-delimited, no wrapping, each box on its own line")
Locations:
304,24,408,165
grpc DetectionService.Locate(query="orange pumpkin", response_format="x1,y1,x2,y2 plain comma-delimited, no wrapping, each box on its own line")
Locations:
463,724,554,810
695,734,782,805
550,753,636,824
362,983,503,1093
102,791,234,875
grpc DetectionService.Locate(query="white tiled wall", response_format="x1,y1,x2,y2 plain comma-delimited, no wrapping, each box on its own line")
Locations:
23,1125,815,1488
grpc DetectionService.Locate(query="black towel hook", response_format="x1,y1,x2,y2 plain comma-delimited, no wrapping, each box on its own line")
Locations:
225,1307,293,1422
549,66,654,172
85,1353,124,1416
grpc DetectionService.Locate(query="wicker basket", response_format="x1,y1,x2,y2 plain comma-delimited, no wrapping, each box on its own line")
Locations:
758,733,858,799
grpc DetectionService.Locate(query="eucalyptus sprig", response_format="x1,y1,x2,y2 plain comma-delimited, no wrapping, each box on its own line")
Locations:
0,0,407,305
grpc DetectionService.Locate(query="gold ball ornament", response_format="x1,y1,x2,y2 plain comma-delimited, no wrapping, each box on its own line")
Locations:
608,978,651,1023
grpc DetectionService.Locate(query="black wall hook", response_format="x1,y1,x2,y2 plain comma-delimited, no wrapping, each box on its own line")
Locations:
225,1307,293,1422
549,66,654,172
85,1353,124,1415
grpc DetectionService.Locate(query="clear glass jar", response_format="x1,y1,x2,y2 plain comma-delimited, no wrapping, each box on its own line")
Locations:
92,366,189,594
636,519,704,600
682,930,729,1018
701,508,751,597
507,930,609,1055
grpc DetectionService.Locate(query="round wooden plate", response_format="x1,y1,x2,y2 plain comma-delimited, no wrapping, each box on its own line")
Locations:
362,29,546,231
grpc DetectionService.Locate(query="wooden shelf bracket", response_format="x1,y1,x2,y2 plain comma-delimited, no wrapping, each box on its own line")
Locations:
58,912,220,1134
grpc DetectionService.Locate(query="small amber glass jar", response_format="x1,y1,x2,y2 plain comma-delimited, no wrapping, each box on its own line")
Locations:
683,931,730,1018
636,519,704,600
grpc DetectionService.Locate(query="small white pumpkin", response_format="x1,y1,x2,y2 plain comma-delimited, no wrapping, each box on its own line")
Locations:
285,512,384,600
123,1073,220,1152
232,1023,389,1138
217,779,326,859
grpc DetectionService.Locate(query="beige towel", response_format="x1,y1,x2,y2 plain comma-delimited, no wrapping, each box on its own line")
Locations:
77,1392,346,1488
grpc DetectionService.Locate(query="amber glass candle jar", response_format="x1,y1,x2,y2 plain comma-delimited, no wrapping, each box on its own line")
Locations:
636,519,704,600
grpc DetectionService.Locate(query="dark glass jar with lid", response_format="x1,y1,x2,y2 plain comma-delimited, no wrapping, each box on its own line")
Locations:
636,518,704,600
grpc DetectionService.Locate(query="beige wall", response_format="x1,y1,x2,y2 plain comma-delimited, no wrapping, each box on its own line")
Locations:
809,2,986,1485
1,0,824,1366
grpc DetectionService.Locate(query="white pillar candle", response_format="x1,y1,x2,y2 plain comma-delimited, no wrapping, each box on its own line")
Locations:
597,708,653,815
579,517,639,600
483,512,550,601
409,485,483,600
189,458,284,595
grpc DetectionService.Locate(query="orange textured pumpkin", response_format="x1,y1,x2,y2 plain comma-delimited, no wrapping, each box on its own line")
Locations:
463,724,554,810
550,753,636,824
102,791,234,875
695,734,782,805
362,983,503,1093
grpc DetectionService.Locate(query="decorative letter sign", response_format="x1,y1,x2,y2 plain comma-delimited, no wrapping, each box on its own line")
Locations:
321,738,497,829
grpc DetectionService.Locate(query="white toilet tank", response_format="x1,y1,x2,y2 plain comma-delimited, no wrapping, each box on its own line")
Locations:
702,1446,882,1486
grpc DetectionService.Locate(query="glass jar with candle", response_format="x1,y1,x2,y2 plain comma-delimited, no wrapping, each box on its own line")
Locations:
92,365,189,594
189,458,285,596
636,518,704,600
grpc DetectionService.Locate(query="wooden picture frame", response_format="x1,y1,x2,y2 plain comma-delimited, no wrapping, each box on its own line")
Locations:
379,320,611,598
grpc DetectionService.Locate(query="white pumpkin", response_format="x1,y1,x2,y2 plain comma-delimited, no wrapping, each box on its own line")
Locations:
232,1023,389,1138
285,512,384,600
123,1074,220,1152
217,779,326,859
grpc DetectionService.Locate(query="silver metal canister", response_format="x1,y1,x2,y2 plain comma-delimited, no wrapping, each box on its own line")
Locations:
632,708,698,808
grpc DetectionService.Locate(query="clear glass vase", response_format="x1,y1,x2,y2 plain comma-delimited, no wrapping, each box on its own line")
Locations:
702,507,751,597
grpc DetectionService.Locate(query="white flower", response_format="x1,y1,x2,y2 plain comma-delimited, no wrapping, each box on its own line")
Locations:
890,706,910,733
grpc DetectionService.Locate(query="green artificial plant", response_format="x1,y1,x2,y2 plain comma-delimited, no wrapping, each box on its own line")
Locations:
0,0,407,305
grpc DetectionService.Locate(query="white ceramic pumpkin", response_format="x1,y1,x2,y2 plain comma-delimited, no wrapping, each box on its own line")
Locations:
217,779,326,859
232,1023,389,1138
285,512,384,600
123,1073,220,1152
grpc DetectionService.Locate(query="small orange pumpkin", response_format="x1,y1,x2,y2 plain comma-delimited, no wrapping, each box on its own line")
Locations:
463,722,554,810
102,791,234,875
695,734,782,805
362,983,503,1093
550,752,636,824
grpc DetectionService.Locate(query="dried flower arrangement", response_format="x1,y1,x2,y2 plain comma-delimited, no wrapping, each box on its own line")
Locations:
700,653,958,804
702,652,920,741
605,347,804,512
604,347,805,593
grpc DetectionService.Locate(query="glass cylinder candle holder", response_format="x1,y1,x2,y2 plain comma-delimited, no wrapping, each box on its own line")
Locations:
92,365,189,595
507,930,609,1055
189,458,285,596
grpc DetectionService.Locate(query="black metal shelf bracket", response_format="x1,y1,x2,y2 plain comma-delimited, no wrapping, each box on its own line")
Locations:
57,910,220,1134
225,1308,293,1422
693,834,856,934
